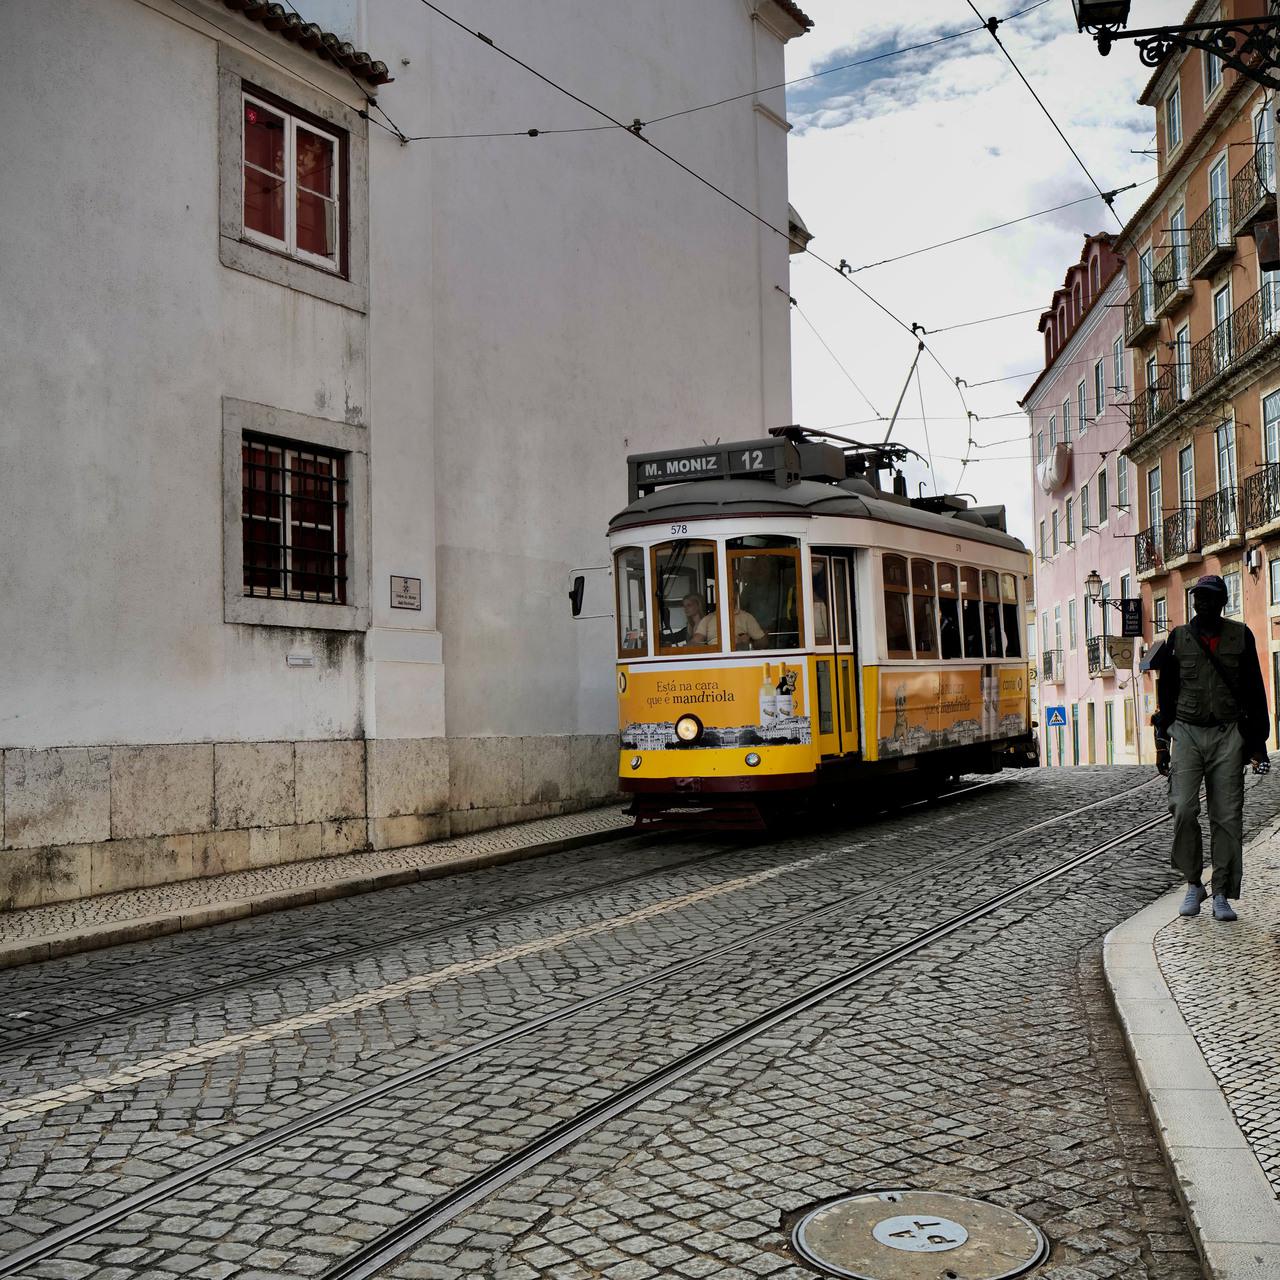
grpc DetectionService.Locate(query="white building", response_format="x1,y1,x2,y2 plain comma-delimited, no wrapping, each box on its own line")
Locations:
0,0,810,905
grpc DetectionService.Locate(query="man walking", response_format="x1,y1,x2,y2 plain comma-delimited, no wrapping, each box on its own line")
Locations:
1152,574,1269,921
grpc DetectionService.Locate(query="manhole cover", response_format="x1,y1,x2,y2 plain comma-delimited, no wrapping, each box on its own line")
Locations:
792,1190,1047,1280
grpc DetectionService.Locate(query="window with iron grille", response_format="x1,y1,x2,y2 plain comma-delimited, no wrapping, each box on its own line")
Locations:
242,435,348,603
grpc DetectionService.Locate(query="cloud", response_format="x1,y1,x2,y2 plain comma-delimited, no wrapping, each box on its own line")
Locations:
786,0,1189,541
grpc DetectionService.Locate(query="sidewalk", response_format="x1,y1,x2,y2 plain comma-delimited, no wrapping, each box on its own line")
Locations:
1105,815,1280,1280
0,805,632,971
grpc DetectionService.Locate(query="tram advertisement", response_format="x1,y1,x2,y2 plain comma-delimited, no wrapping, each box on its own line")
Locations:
877,665,1027,758
618,662,811,751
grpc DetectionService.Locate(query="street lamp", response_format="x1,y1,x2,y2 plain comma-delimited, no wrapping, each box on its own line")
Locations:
1073,2,1280,89
1084,568,1104,604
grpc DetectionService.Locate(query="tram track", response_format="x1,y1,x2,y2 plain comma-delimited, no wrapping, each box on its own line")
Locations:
0,777,1007,1055
0,777,1163,1278
319,809,1172,1280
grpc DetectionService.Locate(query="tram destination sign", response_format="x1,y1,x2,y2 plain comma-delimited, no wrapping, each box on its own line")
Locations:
628,437,801,500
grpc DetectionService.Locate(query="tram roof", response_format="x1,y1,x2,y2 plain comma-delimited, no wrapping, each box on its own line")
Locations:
609,478,1027,554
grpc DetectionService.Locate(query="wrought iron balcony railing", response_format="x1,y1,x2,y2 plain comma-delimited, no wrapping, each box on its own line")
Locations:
1136,525,1163,575
1189,197,1234,279
1231,144,1276,234
1189,283,1280,393
1041,649,1065,683
1153,245,1191,316
1128,395,1149,443
1200,485,1241,546
1245,462,1280,531
1132,366,1182,440
1163,505,1200,560
1124,279,1158,347
1086,636,1113,677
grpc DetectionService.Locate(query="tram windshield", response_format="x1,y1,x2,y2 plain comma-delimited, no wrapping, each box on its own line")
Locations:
1001,573,1021,657
727,537,803,651
652,540,720,653
614,547,648,657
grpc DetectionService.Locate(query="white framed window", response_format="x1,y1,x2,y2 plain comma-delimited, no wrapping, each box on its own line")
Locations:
1166,83,1182,150
1052,509,1060,555
1120,572,1132,602
1171,205,1188,286
1269,556,1280,606
1117,455,1129,509
1113,336,1125,390
1178,443,1195,509
1154,595,1168,633
1204,13,1223,100
1139,246,1154,320
1066,496,1075,544
1147,465,1163,547
1077,379,1087,431
1175,323,1191,400
1062,397,1072,443
242,91,342,273
1037,429,1046,462
1039,520,1047,560
1264,389,1280,463
1216,417,1237,491
1210,152,1231,240
1225,568,1242,616
1068,597,1078,649
1050,414,1058,448
1081,481,1091,531
1097,465,1109,526
1094,358,1106,416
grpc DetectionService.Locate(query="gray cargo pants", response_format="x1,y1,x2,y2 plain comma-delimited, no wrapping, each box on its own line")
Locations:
1168,720,1245,898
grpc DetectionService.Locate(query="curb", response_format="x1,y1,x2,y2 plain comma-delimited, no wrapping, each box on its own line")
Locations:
1103,890,1280,1279
0,823,637,972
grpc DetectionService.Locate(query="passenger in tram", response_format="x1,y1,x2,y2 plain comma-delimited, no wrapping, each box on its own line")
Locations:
690,601,766,650
679,593,709,644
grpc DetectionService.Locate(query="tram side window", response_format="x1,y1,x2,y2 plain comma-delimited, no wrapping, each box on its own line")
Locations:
727,537,803,651
1001,573,1022,658
883,554,913,658
811,557,831,645
960,567,984,658
911,559,939,659
982,570,1004,658
652,540,720,654
614,547,648,657
937,562,962,659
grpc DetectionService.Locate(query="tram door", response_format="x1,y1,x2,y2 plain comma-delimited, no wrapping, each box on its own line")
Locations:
811,553,859,757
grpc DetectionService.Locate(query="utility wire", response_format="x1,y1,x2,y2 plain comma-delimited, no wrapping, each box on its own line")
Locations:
850,179,1151,274
416,0,980,433
792,300,884,419
915,362,938,493
924,305,1046,334
965,0,1123,229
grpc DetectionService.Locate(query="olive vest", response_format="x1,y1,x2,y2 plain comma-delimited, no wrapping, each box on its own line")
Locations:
1170,620,1247,726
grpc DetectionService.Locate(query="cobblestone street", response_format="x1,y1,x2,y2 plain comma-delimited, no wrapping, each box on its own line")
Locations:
2,766,1276,1280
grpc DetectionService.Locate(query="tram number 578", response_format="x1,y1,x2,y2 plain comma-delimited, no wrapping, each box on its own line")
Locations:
670,524,688,535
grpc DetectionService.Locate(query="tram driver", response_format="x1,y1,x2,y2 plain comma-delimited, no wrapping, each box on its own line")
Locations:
684,593,766,650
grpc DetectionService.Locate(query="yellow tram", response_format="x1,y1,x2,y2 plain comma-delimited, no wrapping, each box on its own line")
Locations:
607,430,1037,828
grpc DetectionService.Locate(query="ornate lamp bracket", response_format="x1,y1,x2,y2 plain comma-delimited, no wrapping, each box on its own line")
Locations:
1088,17,1280,91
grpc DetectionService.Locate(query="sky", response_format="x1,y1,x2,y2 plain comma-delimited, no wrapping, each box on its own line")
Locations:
783,0,1190,541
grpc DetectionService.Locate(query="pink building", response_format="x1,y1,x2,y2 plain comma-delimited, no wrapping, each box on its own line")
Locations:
1021,235,1151,766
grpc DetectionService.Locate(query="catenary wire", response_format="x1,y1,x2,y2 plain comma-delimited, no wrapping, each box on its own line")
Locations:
965,0,1123,229
793,300,885,419
416,0,982,435
850,178,1151,273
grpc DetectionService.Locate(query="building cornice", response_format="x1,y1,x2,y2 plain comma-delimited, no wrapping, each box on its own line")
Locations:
1021,270,1128,410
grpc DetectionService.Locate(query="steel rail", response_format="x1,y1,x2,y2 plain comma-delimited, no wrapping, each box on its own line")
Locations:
0,779,1003,1054
0,777,1155,1278
321,811,1170,1280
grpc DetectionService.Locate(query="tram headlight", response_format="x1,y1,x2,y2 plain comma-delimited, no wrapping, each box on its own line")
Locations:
674,714,703,744
630,755,643,770
745,752,762,768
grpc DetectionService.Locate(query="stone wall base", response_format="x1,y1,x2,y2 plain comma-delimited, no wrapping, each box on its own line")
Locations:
0,734,619,910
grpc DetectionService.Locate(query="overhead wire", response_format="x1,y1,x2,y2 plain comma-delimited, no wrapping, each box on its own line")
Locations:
964,0,1123,229
849,179,1151,274
792,300,884,420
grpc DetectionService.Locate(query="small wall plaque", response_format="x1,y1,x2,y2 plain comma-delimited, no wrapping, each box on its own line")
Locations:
390,575,422,610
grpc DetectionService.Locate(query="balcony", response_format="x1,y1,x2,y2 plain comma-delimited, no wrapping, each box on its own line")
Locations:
1124,279,1158,347
1041,649,1065,683
1245,462,1280,534
1189,198,1233,279
1189,282,1280,395
1130,366,1183,443
1200,485,1241,550
1086,636,1114,677
1163,505,1201,566
1153,246,1192,319
1136,525,1164,577
1231,144,1276,235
